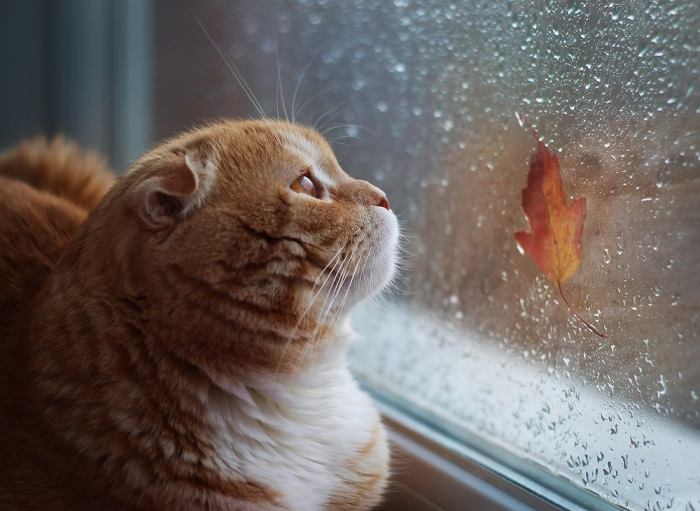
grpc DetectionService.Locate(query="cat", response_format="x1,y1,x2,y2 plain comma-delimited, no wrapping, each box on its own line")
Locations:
0,120,398,510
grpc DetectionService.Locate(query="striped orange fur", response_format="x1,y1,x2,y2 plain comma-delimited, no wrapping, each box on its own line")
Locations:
0,120,397,510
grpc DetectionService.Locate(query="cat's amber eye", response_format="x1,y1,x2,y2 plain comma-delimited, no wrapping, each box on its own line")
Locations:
290,173,319,198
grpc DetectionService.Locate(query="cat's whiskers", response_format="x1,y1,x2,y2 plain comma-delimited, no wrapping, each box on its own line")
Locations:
356,246,372,301
292,254,352,373
287,229,360,335
306,248,354,341
315,242,359,326
324,126,368,149
312,103,349,134
316,107,367,136
273,35,290,122
294,85,339,125
336,244,370,318
192,11,268,120
320,124,362,138
273,242,347,378
297,244,346,324
295,239,363,370
314,245,372,362
290,50,323,124
299,226,361,333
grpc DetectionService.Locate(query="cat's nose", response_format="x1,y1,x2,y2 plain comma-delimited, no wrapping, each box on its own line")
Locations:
339,180,390,210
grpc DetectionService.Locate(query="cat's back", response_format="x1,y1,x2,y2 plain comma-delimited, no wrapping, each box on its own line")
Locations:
0,137,113,340
0,137,107,433
0,177,86,338
0,167,118,510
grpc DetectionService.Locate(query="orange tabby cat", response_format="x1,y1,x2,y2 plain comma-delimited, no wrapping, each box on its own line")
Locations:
0,120,397,510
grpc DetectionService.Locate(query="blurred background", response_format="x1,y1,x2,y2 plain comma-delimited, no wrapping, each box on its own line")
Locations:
1,1,698,509
0,0,150,170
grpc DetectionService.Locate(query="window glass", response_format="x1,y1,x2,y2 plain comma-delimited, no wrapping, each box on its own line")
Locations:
152,1,700,508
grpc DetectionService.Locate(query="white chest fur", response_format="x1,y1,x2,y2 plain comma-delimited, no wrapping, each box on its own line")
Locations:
204,346,383,510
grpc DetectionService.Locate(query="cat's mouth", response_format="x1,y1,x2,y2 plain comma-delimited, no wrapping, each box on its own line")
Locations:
326,209,399,311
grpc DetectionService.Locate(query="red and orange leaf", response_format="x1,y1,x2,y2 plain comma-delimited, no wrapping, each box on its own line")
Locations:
515,141,605,338
514,141,586,284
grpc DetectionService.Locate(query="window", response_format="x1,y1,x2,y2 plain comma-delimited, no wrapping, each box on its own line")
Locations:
8,0,696,509
152,1,699,509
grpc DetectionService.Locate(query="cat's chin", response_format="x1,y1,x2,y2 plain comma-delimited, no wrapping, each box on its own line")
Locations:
344,209,400,309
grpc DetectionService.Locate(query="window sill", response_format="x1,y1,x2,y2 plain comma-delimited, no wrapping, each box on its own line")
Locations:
351,303,699,510
372,392,623,511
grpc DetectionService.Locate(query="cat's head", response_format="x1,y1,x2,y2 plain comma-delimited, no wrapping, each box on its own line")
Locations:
90,120,398,374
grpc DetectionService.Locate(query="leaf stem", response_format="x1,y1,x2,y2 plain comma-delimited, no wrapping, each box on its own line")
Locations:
556,281,607,339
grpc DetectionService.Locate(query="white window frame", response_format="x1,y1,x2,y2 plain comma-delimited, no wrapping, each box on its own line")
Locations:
371,391,623,511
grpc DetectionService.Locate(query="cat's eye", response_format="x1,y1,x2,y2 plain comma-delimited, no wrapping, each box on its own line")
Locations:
290,173,319,198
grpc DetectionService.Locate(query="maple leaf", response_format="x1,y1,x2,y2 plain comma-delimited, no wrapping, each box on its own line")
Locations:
515,141,606,338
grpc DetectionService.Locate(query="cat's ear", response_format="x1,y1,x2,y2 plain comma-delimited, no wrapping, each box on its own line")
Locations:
136,151,216,230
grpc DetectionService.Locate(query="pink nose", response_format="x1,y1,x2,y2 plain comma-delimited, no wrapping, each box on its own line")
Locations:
338,180,390,210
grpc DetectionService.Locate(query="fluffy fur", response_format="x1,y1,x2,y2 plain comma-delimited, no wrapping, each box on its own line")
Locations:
0,120,398,510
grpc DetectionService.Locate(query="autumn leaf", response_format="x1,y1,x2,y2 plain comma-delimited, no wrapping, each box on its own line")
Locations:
515,140,606,338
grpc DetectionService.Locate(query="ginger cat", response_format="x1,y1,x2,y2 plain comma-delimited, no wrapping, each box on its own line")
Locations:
0,120,397,510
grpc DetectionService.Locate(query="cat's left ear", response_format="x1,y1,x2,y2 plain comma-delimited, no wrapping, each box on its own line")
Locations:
135,151,216,230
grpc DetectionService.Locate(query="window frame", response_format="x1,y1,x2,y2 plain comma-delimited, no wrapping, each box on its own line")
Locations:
369,387,625,511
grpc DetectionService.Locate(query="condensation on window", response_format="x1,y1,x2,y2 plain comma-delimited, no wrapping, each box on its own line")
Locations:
153,1,700,509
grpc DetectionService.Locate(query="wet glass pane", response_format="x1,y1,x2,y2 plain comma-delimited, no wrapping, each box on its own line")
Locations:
153,1,700,508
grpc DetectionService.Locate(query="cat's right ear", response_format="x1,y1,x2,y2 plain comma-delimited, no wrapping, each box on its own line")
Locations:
135,151,215,230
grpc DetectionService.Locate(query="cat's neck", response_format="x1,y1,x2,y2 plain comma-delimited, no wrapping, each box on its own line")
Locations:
29,262,364,509
30,258,355,424
196,322,377,511
206,319,354,399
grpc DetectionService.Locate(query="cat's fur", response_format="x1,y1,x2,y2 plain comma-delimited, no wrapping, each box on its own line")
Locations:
0,120,398,510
